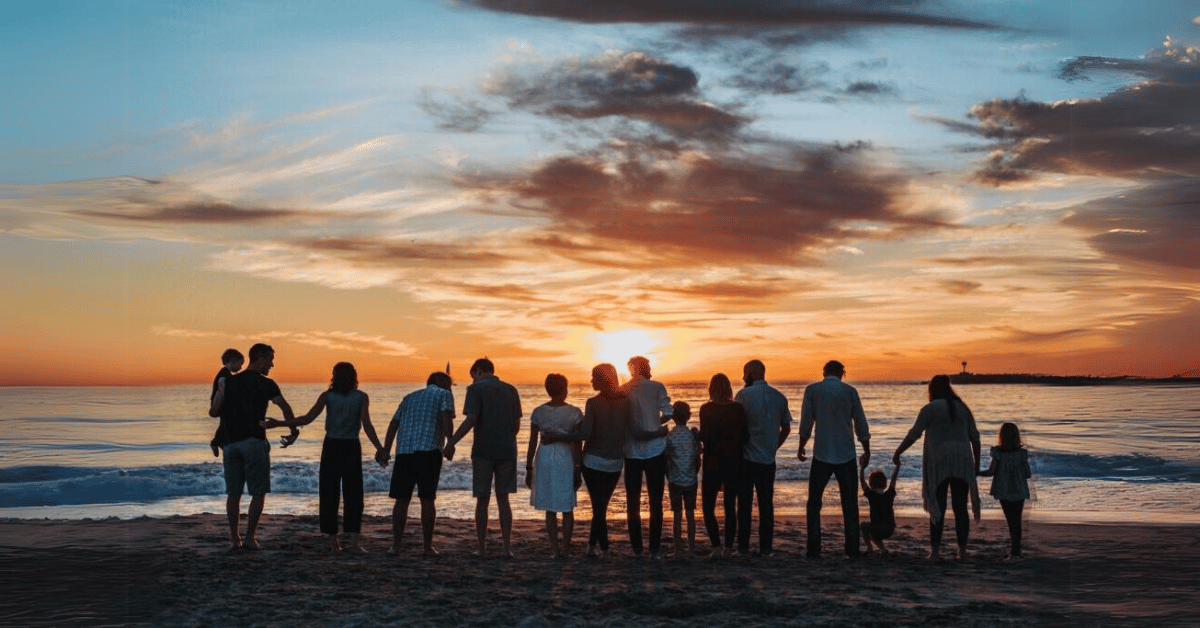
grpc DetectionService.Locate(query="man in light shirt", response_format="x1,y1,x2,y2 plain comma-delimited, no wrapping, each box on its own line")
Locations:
378,371,455,557
734,359,792,557
798,360,871,559
622,356,673,558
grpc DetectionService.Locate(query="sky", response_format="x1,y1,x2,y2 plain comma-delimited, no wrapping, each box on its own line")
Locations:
2,0,1199,386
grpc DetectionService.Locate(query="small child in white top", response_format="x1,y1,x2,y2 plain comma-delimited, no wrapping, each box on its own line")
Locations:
664,400,700,558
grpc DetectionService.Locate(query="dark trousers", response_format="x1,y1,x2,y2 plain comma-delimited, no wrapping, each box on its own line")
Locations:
625,454,666,555
931,477,970,549
582,466,621,551
701,467,738,548
806,458,860,558
1000,499,1025,556
319,437,364,535
738,460,776,553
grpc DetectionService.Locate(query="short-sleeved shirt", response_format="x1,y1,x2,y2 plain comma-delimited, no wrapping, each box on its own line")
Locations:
698,401,747,474
800,376,870,465
392,384,456,454
323,390,365,440
664,425,699,487
736,380,792,465
864,486,897,529
463,375,522,460
220,370,281,444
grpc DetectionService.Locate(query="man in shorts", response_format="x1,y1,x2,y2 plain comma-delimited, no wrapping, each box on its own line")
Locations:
444,358,522,557
208,343,298,550
378,371,455,557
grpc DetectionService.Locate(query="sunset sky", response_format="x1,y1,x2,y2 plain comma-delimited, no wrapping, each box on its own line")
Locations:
3,1,1199,386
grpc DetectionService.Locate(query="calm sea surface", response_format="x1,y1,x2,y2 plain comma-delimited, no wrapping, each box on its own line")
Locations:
1,382,1198,524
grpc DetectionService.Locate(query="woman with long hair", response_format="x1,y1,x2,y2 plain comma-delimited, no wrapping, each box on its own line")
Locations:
576,363,632,558
892,374,981,560
697,373,747,558
266,362,384,553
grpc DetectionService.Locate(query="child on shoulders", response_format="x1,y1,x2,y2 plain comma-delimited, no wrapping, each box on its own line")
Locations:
209,348,244,457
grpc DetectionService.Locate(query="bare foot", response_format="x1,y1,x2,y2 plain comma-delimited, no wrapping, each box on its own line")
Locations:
955,546,967,561
243,536,261,551
586,545,599,558
347,544,368,555
423,546,440,558
879,547,890,559
329,538,343,555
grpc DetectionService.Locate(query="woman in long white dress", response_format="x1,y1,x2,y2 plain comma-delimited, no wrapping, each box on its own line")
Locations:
525,373,583,558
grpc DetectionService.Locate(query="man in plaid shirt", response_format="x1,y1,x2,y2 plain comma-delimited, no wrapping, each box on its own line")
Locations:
378,371,455,556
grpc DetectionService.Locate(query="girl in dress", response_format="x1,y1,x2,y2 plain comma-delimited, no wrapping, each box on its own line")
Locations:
525,373,584,558
978,422,1032,558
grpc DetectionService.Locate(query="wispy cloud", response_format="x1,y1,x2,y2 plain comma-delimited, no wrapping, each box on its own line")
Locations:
153,325,416,357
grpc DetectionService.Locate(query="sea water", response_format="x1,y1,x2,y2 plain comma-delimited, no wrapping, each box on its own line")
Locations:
1,382,1197,524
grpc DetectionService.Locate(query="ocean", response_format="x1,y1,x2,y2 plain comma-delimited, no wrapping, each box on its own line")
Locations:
2,381,1198,524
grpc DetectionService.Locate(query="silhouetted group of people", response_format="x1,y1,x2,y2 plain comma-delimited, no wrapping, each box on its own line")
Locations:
210,345,1031,560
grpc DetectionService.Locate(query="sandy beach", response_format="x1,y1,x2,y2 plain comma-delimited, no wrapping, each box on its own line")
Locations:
1,513,1196,627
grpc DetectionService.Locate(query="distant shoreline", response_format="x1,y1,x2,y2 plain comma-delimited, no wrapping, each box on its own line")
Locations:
949,373,1200,386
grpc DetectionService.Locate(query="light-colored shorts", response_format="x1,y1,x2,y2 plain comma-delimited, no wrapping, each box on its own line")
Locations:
471,456,517,497
223,437,271,496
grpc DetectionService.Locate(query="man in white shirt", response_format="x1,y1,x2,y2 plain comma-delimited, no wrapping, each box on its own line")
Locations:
798,360,871,559
622,356,673,558
734,359,792,557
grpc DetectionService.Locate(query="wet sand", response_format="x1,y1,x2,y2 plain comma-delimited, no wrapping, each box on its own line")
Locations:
1,513,1196,627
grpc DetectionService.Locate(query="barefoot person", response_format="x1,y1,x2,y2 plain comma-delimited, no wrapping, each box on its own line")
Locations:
698,373,747,558
799,360,870,559
525,373,583,559
378,371,455,557
735,359,792,558
264,362,384,554
622,356,673,559
444,358,523,558
208,343,298,550
892,375,981,560
577,363,631,559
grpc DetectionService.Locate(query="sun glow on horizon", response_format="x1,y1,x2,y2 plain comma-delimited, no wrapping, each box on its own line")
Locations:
589,329,666,374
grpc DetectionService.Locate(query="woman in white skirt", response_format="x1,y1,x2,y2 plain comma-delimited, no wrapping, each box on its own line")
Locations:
525,373,583,558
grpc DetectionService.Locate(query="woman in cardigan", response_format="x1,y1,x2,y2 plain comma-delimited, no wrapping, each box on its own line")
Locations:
892,375,981,560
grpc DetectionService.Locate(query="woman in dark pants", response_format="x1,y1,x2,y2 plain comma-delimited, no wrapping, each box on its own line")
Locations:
697,373,747,558
574,363,631,558
892,375,981,560
267,362,383,553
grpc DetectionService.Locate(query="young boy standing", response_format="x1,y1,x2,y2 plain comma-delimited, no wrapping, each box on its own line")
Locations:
664,401,700,558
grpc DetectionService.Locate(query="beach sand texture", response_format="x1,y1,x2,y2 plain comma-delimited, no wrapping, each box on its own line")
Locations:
2,514,1197,627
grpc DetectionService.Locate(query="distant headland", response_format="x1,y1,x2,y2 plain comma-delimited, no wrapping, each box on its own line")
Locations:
948,372,1200,386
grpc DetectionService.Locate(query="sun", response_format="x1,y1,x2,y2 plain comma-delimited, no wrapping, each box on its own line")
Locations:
589,329,665,373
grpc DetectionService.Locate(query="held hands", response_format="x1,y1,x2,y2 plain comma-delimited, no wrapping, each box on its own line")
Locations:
442,443,456,461
859,452,870,469
280,428,299,448
375,448,390,468
892,452,902,466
